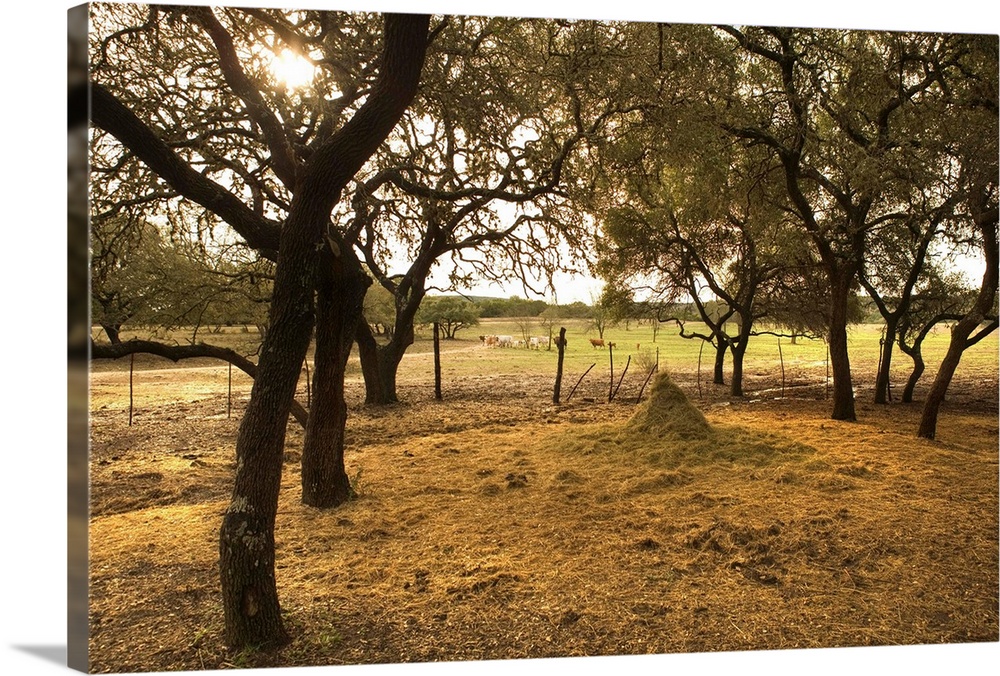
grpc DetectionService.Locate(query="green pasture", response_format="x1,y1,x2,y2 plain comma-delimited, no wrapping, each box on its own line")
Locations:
411,317,998,392
95,317,998,398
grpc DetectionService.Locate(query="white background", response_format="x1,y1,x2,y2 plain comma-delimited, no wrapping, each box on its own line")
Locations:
2,1,997,674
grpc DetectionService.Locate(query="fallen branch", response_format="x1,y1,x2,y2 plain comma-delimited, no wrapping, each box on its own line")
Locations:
91,339,309,427
636,364,658,403
611,355,631,402
565,363,596,402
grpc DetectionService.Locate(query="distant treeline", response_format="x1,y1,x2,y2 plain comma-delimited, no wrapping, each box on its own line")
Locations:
472,296,592,319
471,294,891,323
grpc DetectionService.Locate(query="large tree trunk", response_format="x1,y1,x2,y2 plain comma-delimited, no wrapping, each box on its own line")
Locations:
918,217,998,439
901,350,925,404
356,320,413,405
712,337,727,385
356,279,423,405
729,345,745,397
301,251,370,508
101,322,122,345
218,14,430,648
828,273,857,421
899,317,950,405
918,318,987,438
729,322,752,397
356,323,391,405
219,219,318,648
873,316,899,404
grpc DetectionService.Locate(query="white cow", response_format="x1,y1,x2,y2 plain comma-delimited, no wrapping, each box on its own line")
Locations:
530,336,549,350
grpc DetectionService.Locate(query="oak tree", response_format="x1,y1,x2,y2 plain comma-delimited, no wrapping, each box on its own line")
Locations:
89,5,430,647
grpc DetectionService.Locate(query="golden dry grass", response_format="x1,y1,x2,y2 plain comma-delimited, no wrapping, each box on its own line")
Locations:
86,343,998,673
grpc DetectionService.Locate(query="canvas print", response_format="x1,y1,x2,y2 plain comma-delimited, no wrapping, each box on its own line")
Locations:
71,1,998,673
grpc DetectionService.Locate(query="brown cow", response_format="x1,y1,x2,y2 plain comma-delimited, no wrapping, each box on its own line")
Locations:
590,338,605,348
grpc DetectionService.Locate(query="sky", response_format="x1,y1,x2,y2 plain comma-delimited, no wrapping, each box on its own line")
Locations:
1,2,998,676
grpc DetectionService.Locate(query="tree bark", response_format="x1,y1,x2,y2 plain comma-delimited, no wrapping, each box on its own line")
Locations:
730,343,746,397
101,322,122,345
219,237,314,647
901,350,925,404
918,217,998,438
873,316,899,405
356,322,391,405
301,250,369,508
919,320,981,438
712,337,727,386
218,14,430,648
728,321,753,397
433,322,442,400
828,272,857,421
356,320,414,405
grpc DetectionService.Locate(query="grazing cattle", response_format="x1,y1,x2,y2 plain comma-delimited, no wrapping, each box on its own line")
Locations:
484,335,499,347
479,335,486,344
590,338,605,348
497,335,514,348
529,336,549,350
514,339,526,348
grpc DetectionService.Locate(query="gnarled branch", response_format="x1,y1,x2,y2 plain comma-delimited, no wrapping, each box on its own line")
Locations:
91,339,308,427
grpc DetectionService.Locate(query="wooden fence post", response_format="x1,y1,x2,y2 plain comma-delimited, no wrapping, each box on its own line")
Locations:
434,322,442,400
128,352,135,426
304,358,311,408
553,327,566,404
825,342,830,400
777,337,785,398
697,341,704,399
608,342,615,403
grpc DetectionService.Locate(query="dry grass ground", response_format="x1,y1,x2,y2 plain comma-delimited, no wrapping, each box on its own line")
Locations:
86,327,998,672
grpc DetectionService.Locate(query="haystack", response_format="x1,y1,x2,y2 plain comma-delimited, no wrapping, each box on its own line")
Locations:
626,373,712,440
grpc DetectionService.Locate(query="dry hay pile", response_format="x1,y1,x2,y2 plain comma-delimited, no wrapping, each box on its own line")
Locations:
625,373,712,440
609,372,813,469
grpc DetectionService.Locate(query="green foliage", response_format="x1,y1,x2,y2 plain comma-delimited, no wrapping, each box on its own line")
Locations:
416,296,481,339
559,301,597,319
586,294,616,339
599,284,636,323
475,296,550,318
90,215,273,342
363,284,397,338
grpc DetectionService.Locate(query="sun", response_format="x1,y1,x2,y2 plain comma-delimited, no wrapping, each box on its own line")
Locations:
270,49,316,90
